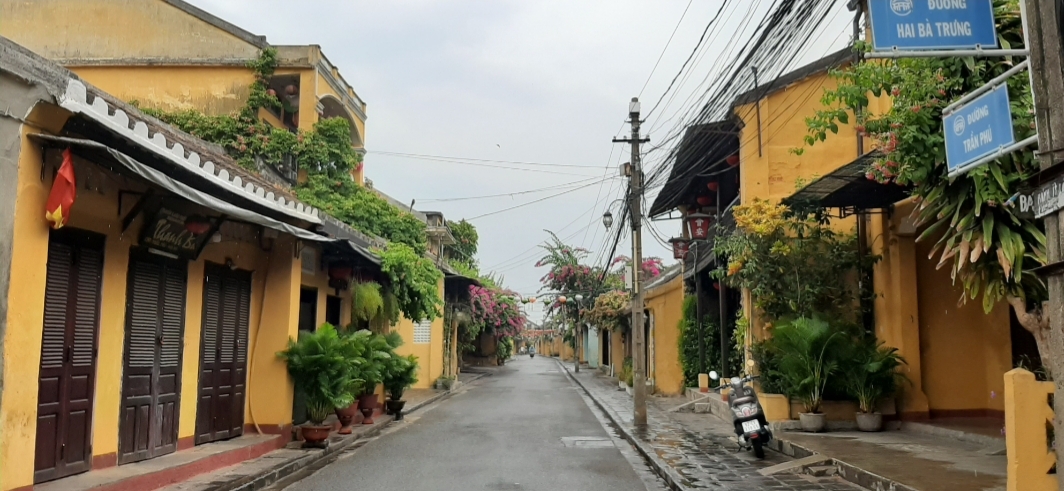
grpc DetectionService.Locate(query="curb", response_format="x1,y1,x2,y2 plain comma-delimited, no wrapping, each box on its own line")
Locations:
553,357,691,491
207,375,488,491
766,436,918,491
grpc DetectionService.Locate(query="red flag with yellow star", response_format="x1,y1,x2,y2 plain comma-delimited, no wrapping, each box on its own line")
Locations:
44,148,77,229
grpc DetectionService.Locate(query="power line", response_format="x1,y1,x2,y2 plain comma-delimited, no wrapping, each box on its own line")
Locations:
372,150,605,169
639,0,695,98
465,178,610,221
418,175,610,202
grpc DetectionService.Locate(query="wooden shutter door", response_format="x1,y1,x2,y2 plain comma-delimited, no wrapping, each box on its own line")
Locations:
196,265,250,444
34,230,104,483
119,252,186,464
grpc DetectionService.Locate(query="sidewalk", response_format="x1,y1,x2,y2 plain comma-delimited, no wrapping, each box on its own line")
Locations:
558,359,859,491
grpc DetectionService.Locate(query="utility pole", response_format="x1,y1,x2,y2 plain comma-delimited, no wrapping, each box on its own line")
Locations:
615,97,650,425
1022,0,1064,477
574,302,580,373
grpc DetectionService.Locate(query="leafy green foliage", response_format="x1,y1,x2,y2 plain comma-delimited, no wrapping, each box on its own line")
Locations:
678,295,729,387
277,324,359,424
842,338,906,413
446,219,479,267
802,1,1045,313
358,330,403,394
296,174,428,254
383,354,419,400
351,281,385,325
497,337,514,363
585,290,630,333
763,318,846,413
712,200,870,321
378,243,443,323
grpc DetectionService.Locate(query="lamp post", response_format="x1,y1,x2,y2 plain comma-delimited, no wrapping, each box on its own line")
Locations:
574,294,584,373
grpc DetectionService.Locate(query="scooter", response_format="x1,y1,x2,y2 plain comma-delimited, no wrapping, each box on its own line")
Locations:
709,370,772,459
529,351,535,359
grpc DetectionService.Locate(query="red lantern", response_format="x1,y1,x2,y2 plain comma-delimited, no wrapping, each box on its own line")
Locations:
696,195,713,206
328,265,353,282
686,213,712,240
669,238,690,260
713,282,721,291
726,154,740,166
706,181,719,192
558,296,567,304
184,215,212,235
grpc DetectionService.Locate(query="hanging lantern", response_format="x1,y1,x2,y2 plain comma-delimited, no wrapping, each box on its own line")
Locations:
557,296,567,304
726,154,740,166
184,215,212,235
706,181,719,192
669,238,690,260
328,265,353,282
696,195,713,206
529,296,537,304
713,282,721,291
686,213,712,240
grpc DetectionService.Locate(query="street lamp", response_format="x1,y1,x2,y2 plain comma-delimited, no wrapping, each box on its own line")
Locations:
602,210,614,230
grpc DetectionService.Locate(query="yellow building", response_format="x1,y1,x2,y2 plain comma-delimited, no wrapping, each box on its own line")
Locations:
1,0,461,391
650,48,1021,422
0,36,395,489
644,267,685,396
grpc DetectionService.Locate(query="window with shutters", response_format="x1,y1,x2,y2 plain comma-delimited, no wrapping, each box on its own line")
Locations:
414,320,431,344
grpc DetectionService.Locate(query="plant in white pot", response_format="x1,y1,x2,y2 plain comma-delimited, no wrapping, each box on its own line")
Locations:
773,317,843,433
844,338,906,432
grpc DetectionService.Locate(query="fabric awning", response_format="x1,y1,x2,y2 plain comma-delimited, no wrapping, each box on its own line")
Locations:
31,134,380,266
782,150,910,210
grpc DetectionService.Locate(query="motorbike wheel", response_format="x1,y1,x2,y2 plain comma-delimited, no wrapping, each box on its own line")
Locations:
752,438,765,459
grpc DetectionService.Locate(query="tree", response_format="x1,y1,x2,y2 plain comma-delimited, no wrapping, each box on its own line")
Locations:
446,219,479,268
802,2,1050,362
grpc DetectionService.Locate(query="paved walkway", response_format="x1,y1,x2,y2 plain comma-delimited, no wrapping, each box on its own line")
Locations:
562,361,860,491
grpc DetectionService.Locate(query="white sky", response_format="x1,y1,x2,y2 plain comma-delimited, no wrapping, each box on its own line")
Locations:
187,0,853,322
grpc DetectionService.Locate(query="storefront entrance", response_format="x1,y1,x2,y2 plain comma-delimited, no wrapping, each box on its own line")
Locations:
34,229,105,483
118,250,188,464
195,263,252,445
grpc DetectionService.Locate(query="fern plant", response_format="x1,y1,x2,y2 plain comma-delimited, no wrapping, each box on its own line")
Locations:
277,324,359,424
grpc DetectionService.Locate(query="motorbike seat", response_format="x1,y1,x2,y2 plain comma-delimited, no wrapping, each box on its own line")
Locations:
731,396,755,405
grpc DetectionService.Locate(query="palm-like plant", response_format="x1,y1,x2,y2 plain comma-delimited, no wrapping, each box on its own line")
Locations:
360,331,403,395
844,338,907,414
277,324,359,425
770,317,844,414
384,354,419,400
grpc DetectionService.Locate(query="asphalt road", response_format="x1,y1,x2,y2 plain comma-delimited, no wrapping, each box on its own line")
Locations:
284,356,664,491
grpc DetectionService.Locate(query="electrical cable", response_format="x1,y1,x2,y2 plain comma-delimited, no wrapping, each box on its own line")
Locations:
640,0,696,98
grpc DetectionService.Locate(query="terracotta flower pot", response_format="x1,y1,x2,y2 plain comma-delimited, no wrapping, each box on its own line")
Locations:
799,412,826,433
856,412,883,432
335,401,360,435
386,399,407,420
358,394,378,424
301,425,332,448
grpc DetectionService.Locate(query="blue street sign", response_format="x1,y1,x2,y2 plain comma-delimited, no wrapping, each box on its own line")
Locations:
869,0,998,51
944,84,1014,175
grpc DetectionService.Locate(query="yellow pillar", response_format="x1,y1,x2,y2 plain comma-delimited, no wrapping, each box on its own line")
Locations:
1004,369,1056,491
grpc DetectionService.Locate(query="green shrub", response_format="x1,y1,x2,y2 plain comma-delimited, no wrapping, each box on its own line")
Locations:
277,324,359,424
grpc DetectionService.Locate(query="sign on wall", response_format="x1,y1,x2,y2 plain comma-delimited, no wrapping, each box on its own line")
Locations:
868,0,998,51
140,207,214,259
944,84,1015,176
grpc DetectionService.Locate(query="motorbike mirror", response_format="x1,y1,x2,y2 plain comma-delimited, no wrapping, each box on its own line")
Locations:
708,371,719,380
730,377,741,385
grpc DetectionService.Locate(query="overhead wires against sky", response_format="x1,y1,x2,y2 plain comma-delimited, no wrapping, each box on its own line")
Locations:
639,0,695,98
464,177,613,221
371,150,604,169
418,175,609,202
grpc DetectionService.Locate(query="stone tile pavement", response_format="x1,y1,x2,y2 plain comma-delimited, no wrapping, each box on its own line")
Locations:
559,360,862,491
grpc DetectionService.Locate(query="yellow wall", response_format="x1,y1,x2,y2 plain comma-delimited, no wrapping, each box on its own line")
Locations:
646,276,685,396
0,0,261,62
71,66,256,116
392,279,445,389
734,67,1011,418
0,103,305,489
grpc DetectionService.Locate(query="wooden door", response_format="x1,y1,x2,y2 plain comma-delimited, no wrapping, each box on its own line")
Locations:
118,251,187,465
195,264,251,444
34,230,104,483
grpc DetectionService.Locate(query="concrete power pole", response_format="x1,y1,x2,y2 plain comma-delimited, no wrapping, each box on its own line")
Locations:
1022,0,1064,478
615,97,650,425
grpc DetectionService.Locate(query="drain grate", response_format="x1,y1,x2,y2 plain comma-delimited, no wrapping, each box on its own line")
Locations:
560,436,615,448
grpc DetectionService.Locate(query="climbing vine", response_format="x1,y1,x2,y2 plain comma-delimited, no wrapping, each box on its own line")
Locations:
378,243,443,323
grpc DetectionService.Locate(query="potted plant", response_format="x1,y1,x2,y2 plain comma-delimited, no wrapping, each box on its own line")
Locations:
771,317,843,432
277,324,357,447
384,354,419,420
845,338,906,432
358,331,403,424
334,329,371,434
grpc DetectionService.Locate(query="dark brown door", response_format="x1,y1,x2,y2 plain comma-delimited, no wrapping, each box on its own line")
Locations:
195,264,251,444
34,229,105,483
118,250,187,465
